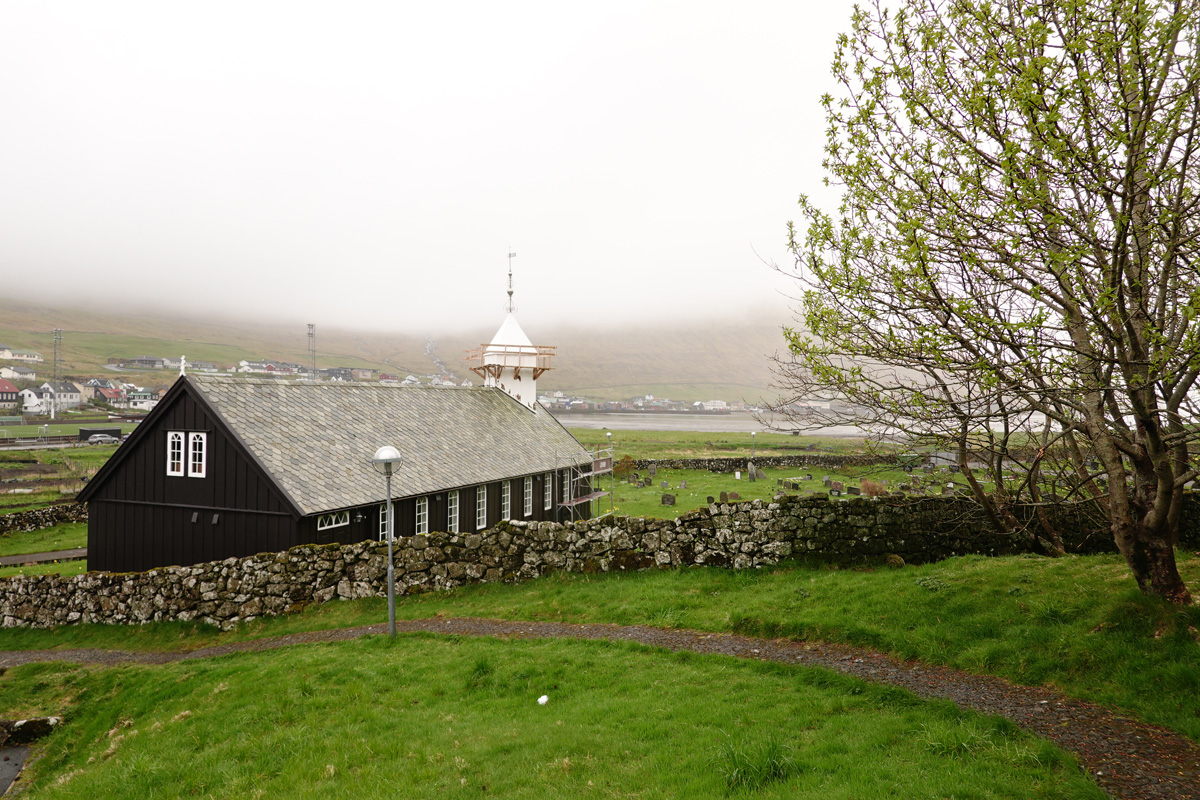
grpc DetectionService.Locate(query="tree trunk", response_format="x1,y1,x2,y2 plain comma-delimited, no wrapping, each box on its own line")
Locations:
1114,520,1193,605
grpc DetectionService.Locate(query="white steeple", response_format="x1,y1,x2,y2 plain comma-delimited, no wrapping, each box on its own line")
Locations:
466,257,555,410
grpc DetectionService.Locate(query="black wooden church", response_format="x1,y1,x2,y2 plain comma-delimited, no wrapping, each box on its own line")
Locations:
80,314,599,573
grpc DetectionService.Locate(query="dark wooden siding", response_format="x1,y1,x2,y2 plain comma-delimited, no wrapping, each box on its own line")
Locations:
87,386,300,572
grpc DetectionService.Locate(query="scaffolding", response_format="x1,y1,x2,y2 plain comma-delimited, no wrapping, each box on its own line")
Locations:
558,447,614,522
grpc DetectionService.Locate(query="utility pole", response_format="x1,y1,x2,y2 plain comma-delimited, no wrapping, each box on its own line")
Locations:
307,323,317,380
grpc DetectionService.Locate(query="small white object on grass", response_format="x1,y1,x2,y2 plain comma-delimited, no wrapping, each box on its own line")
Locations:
538,695,549,705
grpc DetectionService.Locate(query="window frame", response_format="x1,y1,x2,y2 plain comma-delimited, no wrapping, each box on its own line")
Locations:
524,476,533,516
378,502,389,541
501,481,511,521
318,510,350,530
476,485,487,530
416,496,429,535
187,432,207,479
447,490,459,533
544,472,553,510
167,431,185,477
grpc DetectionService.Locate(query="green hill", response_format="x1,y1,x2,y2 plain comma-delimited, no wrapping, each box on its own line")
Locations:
0,296,790,403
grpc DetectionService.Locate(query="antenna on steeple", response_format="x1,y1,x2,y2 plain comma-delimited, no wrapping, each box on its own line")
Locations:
506,251,517,313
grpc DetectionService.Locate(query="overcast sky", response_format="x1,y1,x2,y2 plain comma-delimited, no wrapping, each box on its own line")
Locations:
1,1,854,334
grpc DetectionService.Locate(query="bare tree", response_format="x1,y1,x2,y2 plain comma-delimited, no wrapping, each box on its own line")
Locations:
782,0,1200,603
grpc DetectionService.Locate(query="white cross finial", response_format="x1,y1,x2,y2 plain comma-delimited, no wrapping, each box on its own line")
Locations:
506,251,517,313
180,355,187,377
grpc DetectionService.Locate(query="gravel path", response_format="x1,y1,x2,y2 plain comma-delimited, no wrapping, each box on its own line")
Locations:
3,617,1198,800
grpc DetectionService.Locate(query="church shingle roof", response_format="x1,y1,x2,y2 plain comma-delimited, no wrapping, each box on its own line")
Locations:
188,376,591,516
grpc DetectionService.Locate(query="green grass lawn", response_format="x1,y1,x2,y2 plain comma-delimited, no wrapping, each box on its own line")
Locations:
0,521,87,557
4,551,1198,745
2,635,1103,799
592,465,966,519
0,559,87,579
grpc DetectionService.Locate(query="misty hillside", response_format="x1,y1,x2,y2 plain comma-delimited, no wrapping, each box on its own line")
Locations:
0,297,794,404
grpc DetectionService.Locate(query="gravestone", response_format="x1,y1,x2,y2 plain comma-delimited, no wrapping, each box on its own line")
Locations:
942,484,954,494
830,489,841,497
636,481,645,488
649,465,657,476
680,480,687,489
719,491,729,503
790,482,800,490
707,496,715,504
804,474,813,481
632,472,640,481
847,486,861,496
661,480,669,489
756,469,767,480
728,491,740,500
821,475,829,482
823,478,832,487
661,494,676,506
830,481,844,493
922,465,935,473
777,478,783,485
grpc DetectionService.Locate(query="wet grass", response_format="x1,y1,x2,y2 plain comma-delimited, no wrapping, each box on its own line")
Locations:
3,551,1198,744
2,635,1103,799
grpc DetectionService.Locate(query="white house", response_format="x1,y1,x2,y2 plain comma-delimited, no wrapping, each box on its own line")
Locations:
41,381,83,410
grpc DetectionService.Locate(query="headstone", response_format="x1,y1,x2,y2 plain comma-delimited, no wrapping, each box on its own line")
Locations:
735,471,742,480
923,465,935,473
661,480,669,489
830,489,841,497
823,478,832,487
790,482,800,490
847,486,861,496
756,469,767,480
632,472,640,481
804,474,813,481
748,469,756,483
777,478,783,485
729,491,740,500
636,481,645,488
661,494,676,506
719,491,729,503
821,475,829,482
707,495,715,503
942,484,954,494
649,465,657,476
831,481,844,493
680,480,687,489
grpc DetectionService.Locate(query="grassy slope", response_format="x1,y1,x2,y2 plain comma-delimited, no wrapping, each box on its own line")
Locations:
4,636,1102,799
2,553,1198,744
0,295,786,402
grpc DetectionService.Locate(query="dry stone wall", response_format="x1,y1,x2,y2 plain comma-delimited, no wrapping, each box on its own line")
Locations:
0,503,87,535
634,454,894,473
1,494,1192,631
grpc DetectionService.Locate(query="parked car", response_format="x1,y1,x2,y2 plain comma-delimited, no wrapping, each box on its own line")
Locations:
88,434,121,445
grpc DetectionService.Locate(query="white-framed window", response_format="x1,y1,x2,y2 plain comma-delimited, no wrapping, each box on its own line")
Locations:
562,469,571,501
378,503,389,541
188,432,207,479
318,510,350,530
476,485,487,530
447,490,459,533
167,431,185,476
524,476,533,516
545,472,553,510
416,496,429,535
501,481,511,520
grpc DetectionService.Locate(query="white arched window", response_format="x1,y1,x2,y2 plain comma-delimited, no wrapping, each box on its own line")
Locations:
167,432,185,476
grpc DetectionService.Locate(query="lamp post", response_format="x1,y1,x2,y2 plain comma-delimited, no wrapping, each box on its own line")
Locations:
371,445,402,637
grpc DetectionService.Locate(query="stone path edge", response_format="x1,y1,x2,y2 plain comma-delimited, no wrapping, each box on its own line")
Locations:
2,617,1198,800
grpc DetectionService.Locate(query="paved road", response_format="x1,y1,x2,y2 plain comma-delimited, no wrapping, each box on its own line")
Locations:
0,548,86,567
